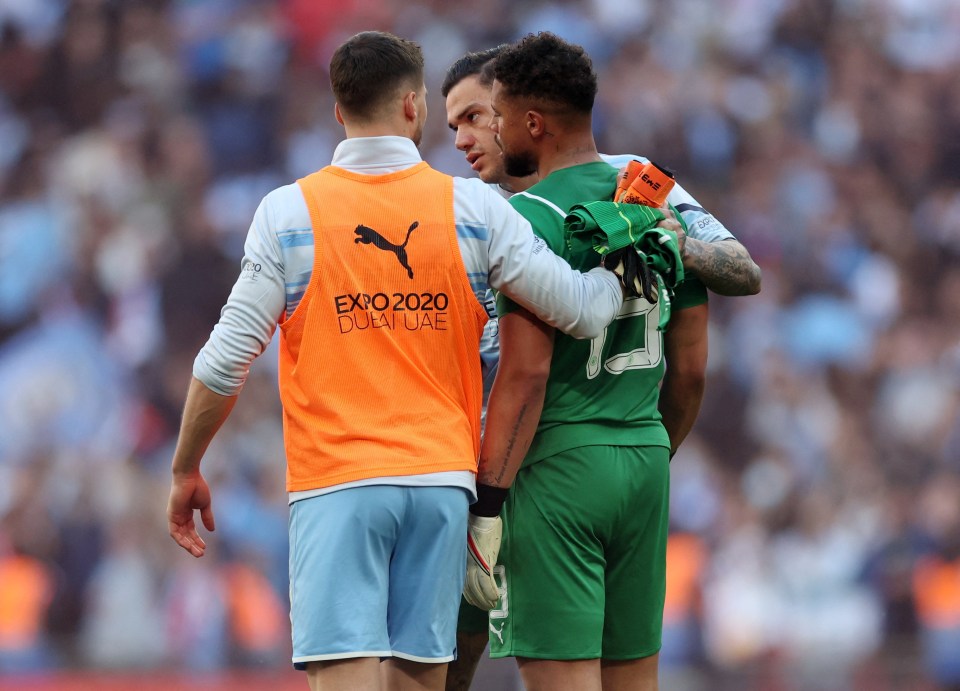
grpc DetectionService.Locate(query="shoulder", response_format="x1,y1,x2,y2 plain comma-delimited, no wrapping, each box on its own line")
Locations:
453,175,493,192
599,152,650,168
509,189,567,219
452,176,517,227
508,190,568,249
452,176,509,206
262,182,309,215
254,182,311,236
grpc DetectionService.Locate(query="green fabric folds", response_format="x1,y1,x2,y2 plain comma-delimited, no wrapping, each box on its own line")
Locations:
565,201,685,286
564,201,686,330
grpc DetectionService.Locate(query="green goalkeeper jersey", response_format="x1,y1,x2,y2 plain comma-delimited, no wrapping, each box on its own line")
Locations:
498,161,708,467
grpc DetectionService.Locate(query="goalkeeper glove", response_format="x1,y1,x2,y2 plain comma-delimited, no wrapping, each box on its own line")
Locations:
602,247,659,303
464,514,502,610
615,160,675,206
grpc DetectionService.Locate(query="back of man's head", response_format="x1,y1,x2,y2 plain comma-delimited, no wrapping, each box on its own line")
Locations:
441,45,507,97
491,32,597,117
330,31,424,122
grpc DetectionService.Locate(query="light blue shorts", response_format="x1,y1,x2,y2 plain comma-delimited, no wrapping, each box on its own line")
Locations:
289,484,469,668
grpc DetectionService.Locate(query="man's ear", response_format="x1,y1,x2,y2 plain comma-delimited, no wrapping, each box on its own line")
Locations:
403,91,418,123
526,110,547,138
334,102,345,126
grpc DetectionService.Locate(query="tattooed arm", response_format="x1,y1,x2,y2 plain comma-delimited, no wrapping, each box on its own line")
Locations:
477,308,554,489
599,153,762,296
679,236,762,296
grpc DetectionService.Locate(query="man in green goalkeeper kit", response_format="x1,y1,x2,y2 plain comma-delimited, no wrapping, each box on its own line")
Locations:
443,49,760,690
457,33,710,691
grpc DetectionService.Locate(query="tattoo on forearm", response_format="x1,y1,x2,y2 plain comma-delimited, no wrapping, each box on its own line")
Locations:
688,240,761,296
480,403,529,486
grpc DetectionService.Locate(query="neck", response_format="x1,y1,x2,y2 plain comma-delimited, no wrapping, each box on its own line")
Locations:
342,118,412,142
536,130,602,180
344,126,408,141
500,174,539,194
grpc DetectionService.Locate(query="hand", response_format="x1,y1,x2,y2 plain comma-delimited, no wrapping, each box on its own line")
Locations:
464,514,502,610
658,204,686,256
602,247,658,303
167,471,215,558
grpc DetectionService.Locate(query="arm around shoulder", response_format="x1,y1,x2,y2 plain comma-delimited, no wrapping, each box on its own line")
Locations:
479,182,623,339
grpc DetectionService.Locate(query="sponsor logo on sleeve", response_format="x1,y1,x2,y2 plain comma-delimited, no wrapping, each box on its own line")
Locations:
241,261,262,281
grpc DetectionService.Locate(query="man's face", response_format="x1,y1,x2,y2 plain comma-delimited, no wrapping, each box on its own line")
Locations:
445,75,505,183
490,79,537,179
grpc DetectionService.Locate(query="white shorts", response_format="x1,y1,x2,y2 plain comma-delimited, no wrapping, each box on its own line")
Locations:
289,484,469,668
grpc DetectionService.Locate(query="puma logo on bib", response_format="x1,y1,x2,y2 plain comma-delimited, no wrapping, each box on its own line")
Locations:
354,221,419,278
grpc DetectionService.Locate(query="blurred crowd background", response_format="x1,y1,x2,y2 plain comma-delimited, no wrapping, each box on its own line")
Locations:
0,0,958,689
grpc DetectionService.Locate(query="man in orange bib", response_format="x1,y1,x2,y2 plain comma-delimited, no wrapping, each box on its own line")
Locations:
166,31,634,691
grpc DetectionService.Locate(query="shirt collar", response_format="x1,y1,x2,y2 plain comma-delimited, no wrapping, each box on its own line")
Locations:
331,136,423,173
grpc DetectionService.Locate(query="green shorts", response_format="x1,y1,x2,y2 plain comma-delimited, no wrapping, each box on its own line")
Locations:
489,445,670,660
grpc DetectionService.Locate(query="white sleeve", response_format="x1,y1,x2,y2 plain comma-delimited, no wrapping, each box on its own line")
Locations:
600,152,736,243
665,180,736,243
477,181,622,340
193,193,288,396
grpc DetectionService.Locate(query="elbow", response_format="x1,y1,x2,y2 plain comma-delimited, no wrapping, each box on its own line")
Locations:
567,319,605,340
691,373,707,400
744,263,762,296
715,262,761,297
562,308,611,340
684,373,707,399
512,362,552,392
568,290,622,340
715,261,762,297
499,360,551,399
665,367,707,398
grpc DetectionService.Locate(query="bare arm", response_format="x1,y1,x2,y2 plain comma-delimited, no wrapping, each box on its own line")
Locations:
680,237,762,297
477,308,554,489
167,377,238,557
658,303,708,455
445,631,488,691
661,171,762,296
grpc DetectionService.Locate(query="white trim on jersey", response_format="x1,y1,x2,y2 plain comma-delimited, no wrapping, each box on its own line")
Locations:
513,190,568,218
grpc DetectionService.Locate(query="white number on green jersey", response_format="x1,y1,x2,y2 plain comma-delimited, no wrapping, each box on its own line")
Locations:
490,565,508,620
586,297,662,378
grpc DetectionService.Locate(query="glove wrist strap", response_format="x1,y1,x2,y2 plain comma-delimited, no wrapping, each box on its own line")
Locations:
471,483,508,517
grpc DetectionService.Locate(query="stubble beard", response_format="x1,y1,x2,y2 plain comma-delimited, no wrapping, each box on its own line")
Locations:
502,149,537,178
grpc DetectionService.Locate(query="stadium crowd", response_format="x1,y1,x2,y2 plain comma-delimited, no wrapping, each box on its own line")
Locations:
0,0,958,689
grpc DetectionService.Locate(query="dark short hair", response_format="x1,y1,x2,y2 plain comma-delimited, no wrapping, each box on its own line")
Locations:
329,31,424,120
491,32,597,115
441,45,508,97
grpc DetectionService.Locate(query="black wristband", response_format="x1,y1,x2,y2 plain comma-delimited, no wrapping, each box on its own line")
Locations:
471,483,509,517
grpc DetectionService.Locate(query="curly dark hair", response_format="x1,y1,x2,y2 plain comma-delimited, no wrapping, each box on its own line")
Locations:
441,45,508,97
330,31,423,121
491,32,597,114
